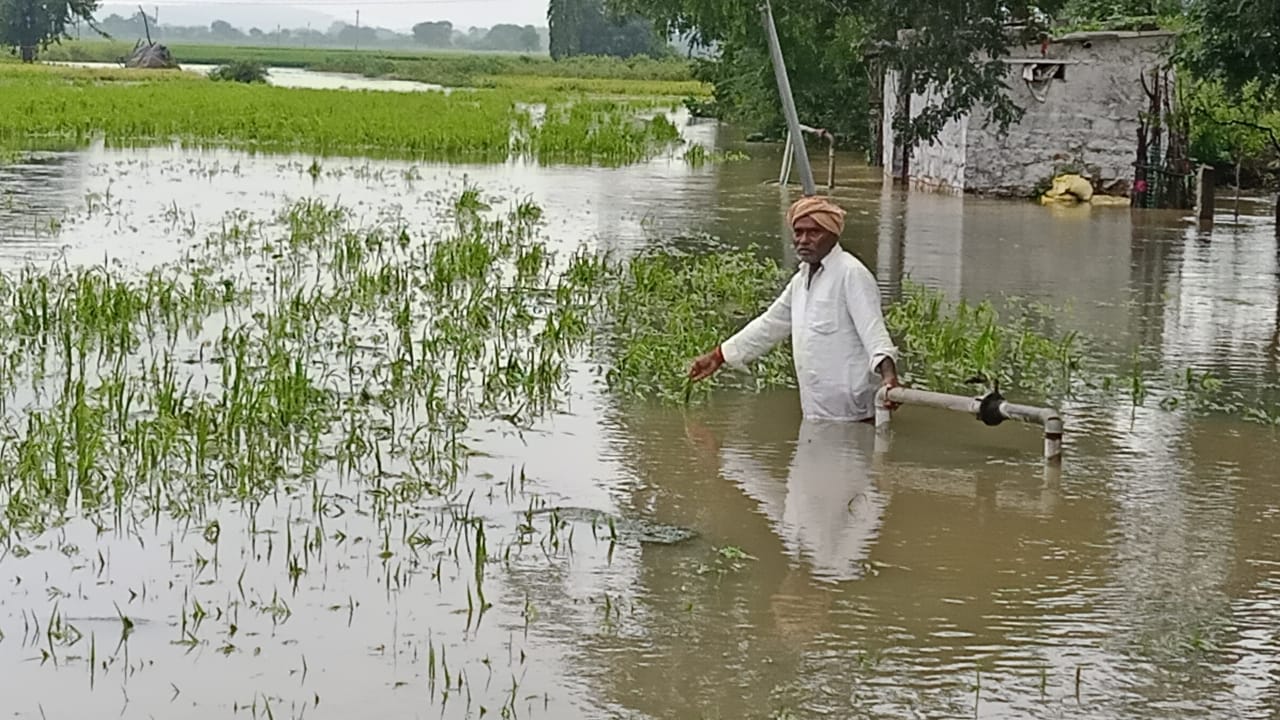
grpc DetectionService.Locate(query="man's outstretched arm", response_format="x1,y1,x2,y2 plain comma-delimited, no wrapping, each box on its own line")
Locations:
689,276,795,381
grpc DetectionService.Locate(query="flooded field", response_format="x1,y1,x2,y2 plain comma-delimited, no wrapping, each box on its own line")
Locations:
2,114,1279,720
46,61,448,93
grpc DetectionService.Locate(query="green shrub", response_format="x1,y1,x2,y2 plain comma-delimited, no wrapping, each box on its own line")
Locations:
208,60,269,84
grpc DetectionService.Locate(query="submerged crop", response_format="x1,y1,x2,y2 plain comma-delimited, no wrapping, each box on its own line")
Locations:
35,40,705,91
0,188,611,539
0,191,1120,543
0,66,689,166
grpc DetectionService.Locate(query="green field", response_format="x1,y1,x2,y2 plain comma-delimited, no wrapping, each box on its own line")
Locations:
36,40,709,96
0,63,688,164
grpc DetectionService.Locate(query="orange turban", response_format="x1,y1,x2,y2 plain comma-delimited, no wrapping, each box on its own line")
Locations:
786,196,846,236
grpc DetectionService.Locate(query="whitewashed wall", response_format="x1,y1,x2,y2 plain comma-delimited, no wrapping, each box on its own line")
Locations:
966,32,1175,197
880,31,1175,198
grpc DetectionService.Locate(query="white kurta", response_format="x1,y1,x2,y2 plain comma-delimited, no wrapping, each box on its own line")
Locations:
719,244,899,422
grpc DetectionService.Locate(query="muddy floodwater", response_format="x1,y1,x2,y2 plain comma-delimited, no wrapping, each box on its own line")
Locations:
46,61,449,93
2,117,1279,720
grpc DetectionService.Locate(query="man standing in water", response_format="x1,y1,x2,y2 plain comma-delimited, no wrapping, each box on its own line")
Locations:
687,196,901,422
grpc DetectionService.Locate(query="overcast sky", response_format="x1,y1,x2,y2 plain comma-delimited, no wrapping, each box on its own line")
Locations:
115,0,548,32
304,0,546,29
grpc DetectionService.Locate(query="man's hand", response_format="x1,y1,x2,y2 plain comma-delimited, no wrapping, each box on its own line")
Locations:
877,357,902,410
688,347,725,382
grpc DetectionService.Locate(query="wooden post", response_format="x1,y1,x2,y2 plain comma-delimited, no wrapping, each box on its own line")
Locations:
1234,161,1242,221
827,136,836,190
1274,192,1279,238
1195,165,1214,223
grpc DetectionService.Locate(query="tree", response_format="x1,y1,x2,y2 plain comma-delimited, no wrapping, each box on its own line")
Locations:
519,24,541,51
210,19,242,41
1182,0,1280,96
613,0,1064,151
412,20,452,47
0,0,101,61
548,0,584,59
871,0,1062,151
336,23,376,48
1060,0,1182,23
549,0,668,59
484,23,540,52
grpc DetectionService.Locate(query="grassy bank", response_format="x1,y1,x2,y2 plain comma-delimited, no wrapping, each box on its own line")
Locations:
0,64,687,165
36,40,709,96
0,60,193,82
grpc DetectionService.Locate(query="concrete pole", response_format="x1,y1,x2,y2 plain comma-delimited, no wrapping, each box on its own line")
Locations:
1195,164,1215,223
760,1,816,197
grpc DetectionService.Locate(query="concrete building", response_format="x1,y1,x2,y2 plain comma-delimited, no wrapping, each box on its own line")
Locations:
881,29,1177,198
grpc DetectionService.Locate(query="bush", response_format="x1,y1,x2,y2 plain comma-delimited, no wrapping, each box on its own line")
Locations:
209,60,269,84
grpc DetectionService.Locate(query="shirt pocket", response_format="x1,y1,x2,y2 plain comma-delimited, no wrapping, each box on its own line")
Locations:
809,297,839,334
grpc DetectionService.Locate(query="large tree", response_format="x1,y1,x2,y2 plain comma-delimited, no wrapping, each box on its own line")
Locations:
1059,0,1182,23
1178,0,1280,226
549,0,668,59
1182,0,1280,96
614,0,1065,151
411,20,453,48
483,23,540,52
0,0,101,61
548,0,584,58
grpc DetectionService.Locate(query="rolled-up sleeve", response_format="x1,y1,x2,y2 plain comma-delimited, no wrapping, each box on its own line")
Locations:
721,275,796,368
843,263,898,374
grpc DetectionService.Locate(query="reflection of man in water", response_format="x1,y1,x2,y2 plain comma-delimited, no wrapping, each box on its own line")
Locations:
687,410,886,584
687,196,901,422
736,420,884,582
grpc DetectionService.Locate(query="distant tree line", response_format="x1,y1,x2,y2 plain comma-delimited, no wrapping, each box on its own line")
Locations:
410,20,541,52
1,4,550,55
81,11,547,53
547,0,672,60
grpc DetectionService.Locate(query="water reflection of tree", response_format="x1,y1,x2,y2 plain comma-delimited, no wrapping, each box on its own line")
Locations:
1116,203,1280,718
0,150,84,242
1089,393,1274,717
1128,210,1182,353
1188,418,1280,718
875,178,908,304
1267,236,1280,392
1270,282,1280,382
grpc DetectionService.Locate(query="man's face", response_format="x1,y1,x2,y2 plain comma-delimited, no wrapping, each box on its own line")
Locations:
792,215,837,263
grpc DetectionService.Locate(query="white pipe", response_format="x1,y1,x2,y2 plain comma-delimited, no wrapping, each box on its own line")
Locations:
875,386,1064,463
779,134,793,186
778,125,836,188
